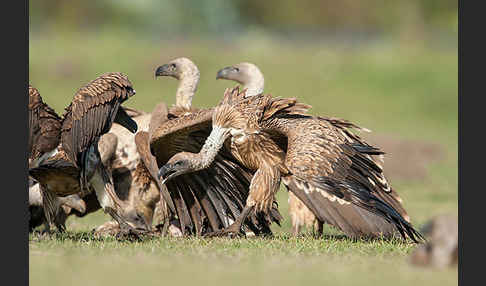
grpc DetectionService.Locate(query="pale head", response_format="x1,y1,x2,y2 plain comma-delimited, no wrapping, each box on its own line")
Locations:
216,62,264,97
155,57,200,81
158,152,197,184
155,57,200,109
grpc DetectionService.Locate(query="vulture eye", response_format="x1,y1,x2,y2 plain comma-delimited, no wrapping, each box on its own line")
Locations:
170,63,176,69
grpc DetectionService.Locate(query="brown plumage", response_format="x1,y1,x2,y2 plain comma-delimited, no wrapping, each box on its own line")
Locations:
216,63,314,235
28,72,145,232
28,132,118,232
60,72,136,171
28,85,62,164
150,58,281,236
160,87,422,241
215,63,411,237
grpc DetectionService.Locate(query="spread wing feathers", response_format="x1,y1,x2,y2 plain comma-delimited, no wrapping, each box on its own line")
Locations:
281,128,422,241
215,87,311,130
150,108,214,165
60,72,135,167
258,94,312,122
28,85,62,160
150,107,281,235
317,116,372,133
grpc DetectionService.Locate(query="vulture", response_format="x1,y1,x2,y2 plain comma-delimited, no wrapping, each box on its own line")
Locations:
216,62,264,97
215,63,411,237
28,73,164,233
159,87,423,242
29,132,119,232
28,104,175,236
149,57,281,236
216,62,322,236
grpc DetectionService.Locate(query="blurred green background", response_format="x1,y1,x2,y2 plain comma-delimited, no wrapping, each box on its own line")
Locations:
29,1,457,286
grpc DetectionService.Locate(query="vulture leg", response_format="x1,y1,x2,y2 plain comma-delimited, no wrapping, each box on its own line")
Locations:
204,205,254,238
205,165,280,237
315,220,324,237
39,184,65,233
89,164,130,230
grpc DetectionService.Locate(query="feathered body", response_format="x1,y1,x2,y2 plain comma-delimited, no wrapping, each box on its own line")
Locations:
28,73,145,232
215,62,318,235
162,87,421,241
151,58,281,236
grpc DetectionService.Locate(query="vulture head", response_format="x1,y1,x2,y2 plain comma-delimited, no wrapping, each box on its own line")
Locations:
158,125,232,184
155,57,200,110
155,57,200,81
127,176,161,230
158,152,196,184
216,62,264,97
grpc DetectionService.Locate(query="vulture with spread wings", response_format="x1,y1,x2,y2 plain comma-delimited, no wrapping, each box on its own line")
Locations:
28,73,165,232
159,87,423,242
216,62,412,237
146,58,281,236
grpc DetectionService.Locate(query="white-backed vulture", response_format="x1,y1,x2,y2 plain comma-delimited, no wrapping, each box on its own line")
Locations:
149,58,281,236
215,63,411,237
216,62,322,236
159,87,423,242
28,73,165,233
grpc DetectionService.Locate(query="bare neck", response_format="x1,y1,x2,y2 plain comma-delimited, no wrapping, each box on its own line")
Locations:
243,75,264,97
176,72,199,110
194,126,229,170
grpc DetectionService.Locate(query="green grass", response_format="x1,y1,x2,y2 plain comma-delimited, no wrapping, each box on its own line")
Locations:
29,31,458,286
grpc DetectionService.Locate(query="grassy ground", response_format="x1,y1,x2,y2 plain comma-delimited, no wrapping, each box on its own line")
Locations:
29,31,458,285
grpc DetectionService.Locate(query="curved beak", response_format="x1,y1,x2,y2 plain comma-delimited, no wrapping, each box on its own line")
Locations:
155,64,171,77
216,66,233,80
158,164,182,185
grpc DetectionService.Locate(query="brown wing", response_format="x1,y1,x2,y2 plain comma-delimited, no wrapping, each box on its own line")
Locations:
135,131,176,214
261,114,422,241
60,72,135,167
150,108,281,235
28,85,62,160
150,108,214,165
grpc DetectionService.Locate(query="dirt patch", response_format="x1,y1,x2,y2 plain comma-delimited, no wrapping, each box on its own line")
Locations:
362,133,444,182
